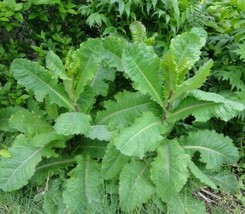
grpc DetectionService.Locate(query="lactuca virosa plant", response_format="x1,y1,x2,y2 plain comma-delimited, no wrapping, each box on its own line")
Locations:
0,22,244,213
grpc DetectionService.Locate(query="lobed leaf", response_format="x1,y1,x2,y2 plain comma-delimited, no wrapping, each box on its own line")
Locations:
151,140,190,202
114,112,168,159
181,130,239,170
119,159,155,212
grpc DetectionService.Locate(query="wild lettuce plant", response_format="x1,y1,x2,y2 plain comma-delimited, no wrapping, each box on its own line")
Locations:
0,22,244,213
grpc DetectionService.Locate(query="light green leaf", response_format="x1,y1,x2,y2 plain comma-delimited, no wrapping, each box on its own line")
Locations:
87,125,112,141
74,39,103,100
188,160,217,189
119,159,155,212
9,111,51,137
46,51,68,80
151,140,189,202
162,51,177,99
63,156,103,213
96,91,161,130
168,90,245,122
122,43,164,107
168,192,206,214
129,21,147,43
171,60,213,101
54,112,91,136
0,137,42,191
170,28,207,83
10,59,73,110
102,142,129,180
181,130,239,170
114,112,167,159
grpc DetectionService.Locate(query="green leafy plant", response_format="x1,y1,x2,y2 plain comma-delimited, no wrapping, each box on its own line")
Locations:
0,22,244,213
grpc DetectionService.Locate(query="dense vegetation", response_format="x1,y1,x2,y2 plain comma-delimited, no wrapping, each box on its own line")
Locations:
0,0,244,213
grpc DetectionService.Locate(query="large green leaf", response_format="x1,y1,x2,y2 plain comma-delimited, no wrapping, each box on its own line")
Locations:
168,192,206,214
87,125,112,141
9,111,52,137
0,135,42,191
96,91,161,129
102,142,129,180
119,159,155,212
170,28,207,83
114,112,167,159
10,59,73,110
168,90,245,122
150,140,189,202
122,43,164,107
54,112,91,136
181,130,239,170
63,156,104,213
74,39,104,100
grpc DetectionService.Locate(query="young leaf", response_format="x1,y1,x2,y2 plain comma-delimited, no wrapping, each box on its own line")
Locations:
119,159,155,212
114,112,167,159
46,51,68,80
168,192,206,214
170,28,207,83
96,91,161,130
171,60,213,101
161,51,177,99
102,142,129,180
10,59,74,110
129,21,147,43
168,90,245,122
150,140,189,202
188,160,217,189
74,39,104,100
9,111,52,137
63,156,104,213
54,112,91,136
122,43,164,107
0,136,42,191
181,130,239,170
